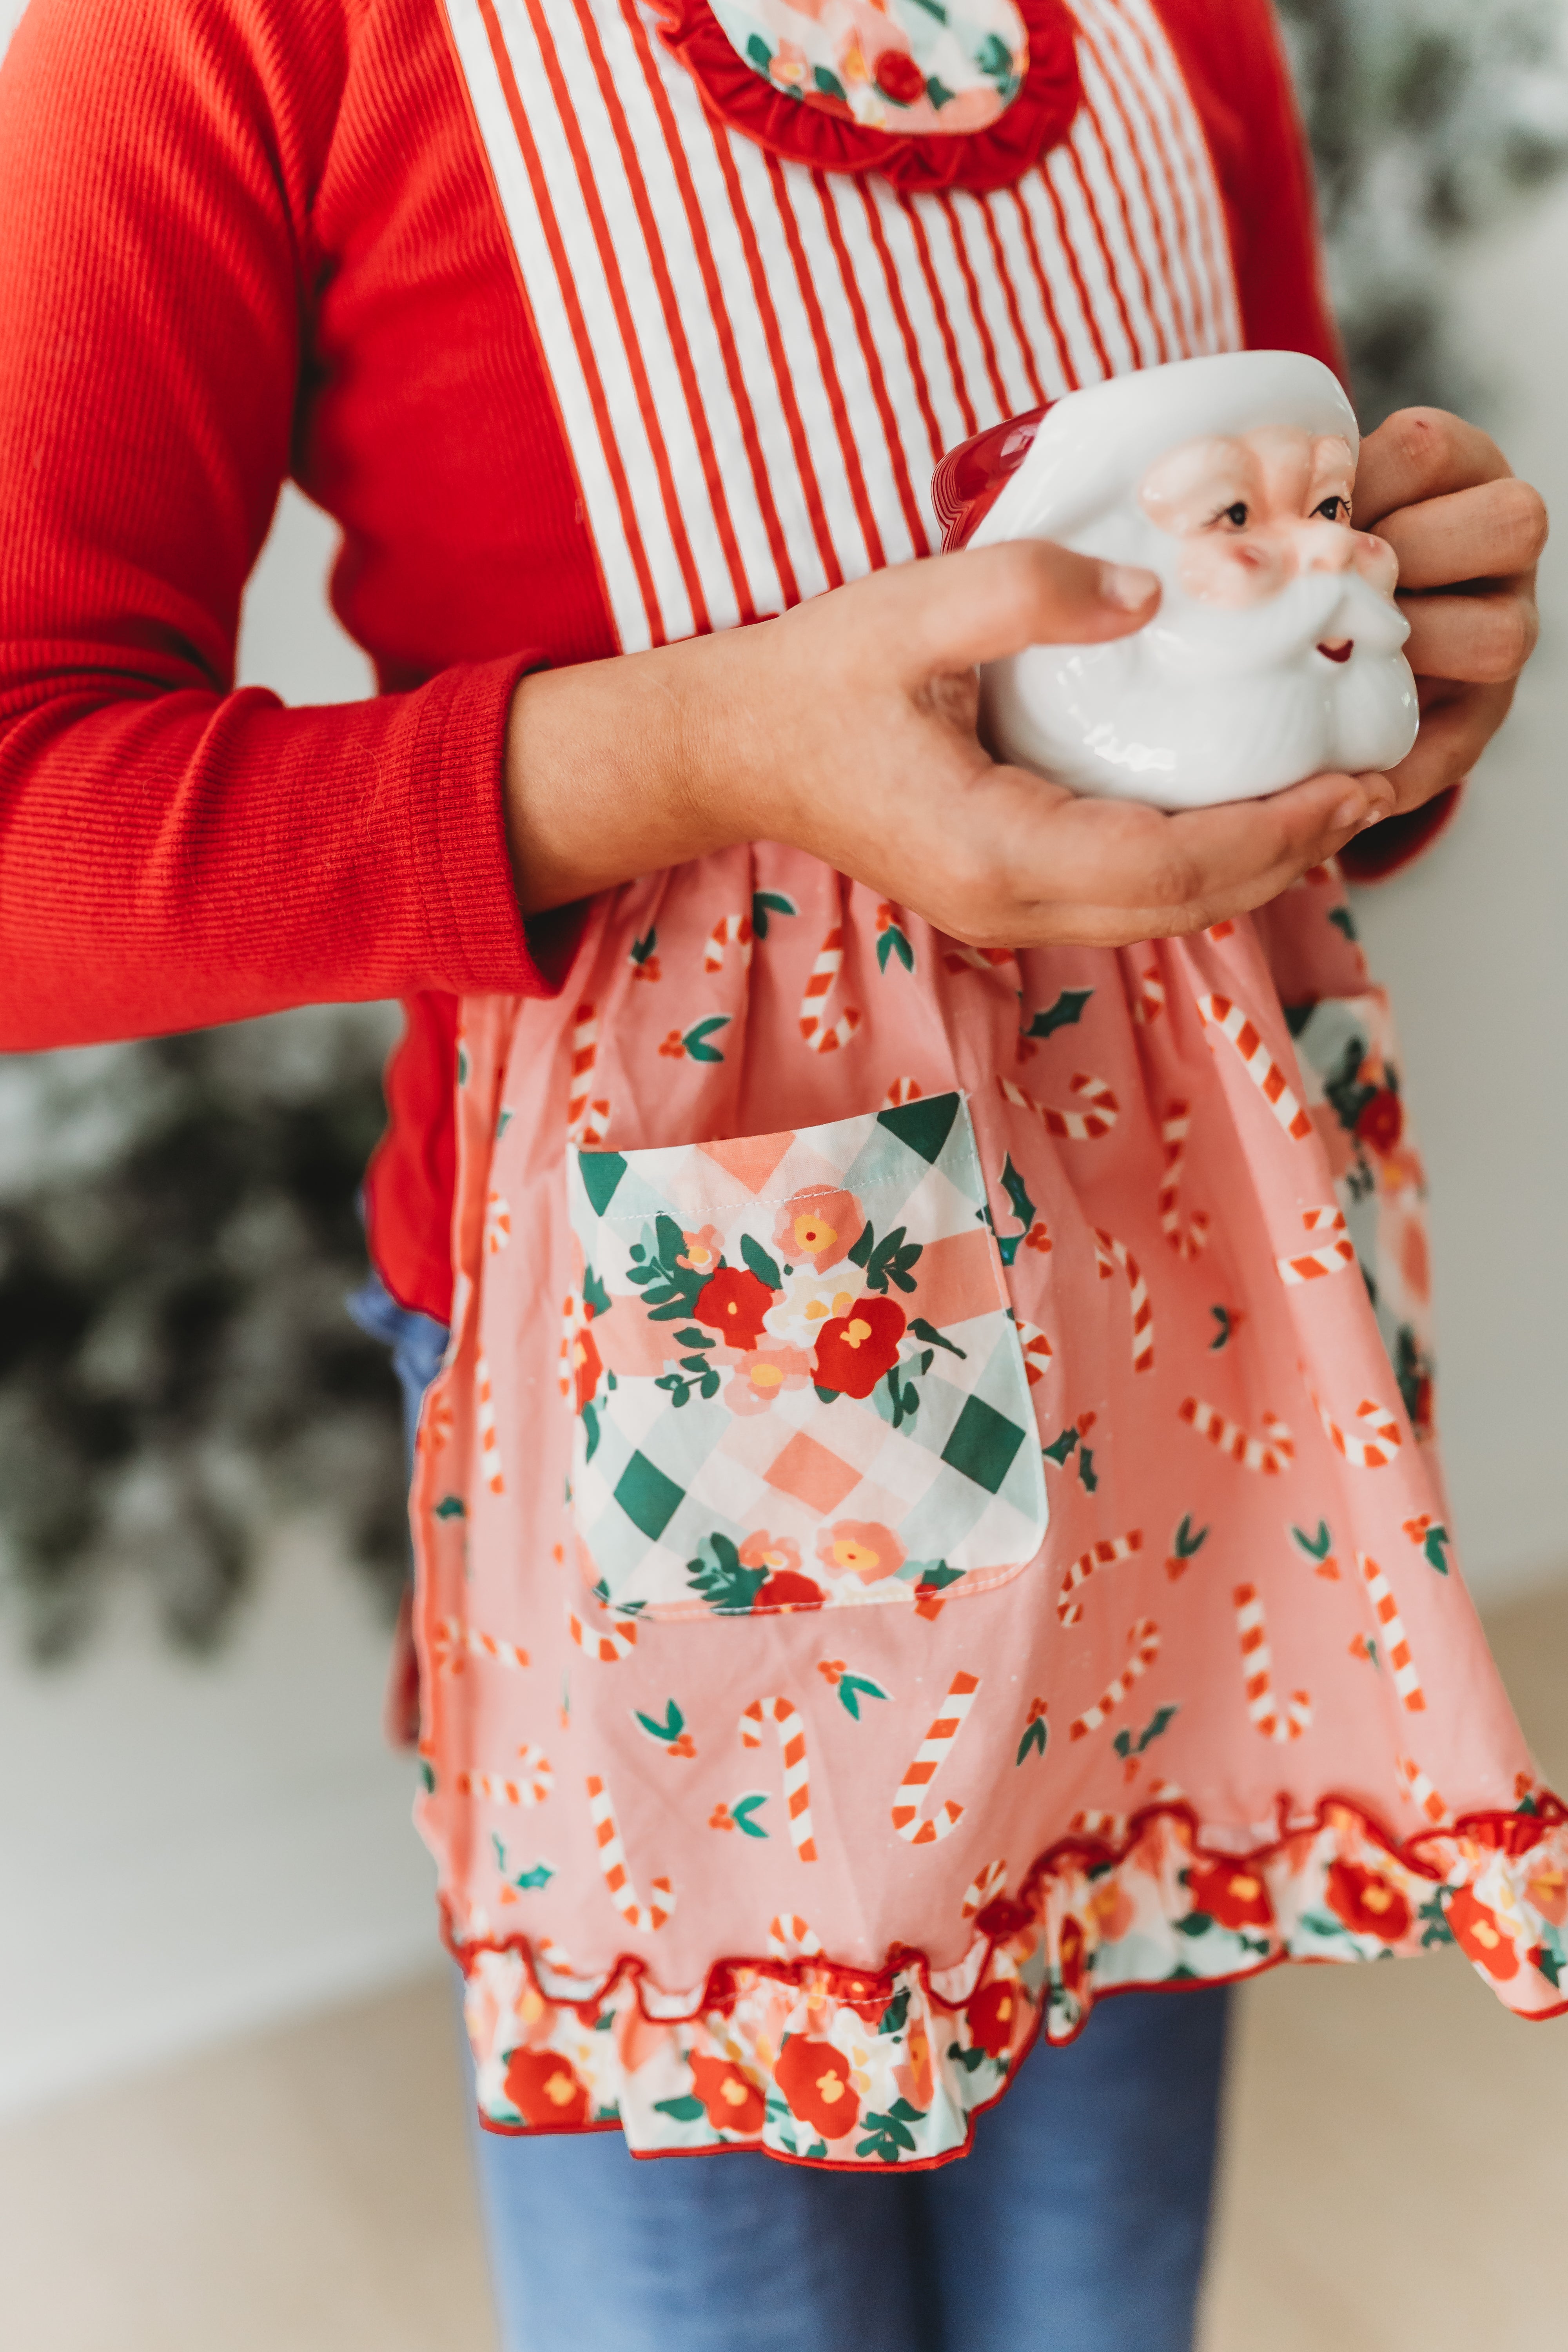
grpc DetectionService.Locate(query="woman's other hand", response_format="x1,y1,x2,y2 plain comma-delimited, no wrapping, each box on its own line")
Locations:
504,541,1394,949
1353,407,1547,818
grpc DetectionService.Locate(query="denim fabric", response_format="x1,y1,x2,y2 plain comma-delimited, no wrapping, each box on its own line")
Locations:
357,1269,1231,2351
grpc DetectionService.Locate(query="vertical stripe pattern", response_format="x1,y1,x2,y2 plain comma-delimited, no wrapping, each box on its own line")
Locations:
446,0,1241,651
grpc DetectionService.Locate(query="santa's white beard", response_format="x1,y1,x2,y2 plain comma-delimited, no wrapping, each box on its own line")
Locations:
980,565,1419,809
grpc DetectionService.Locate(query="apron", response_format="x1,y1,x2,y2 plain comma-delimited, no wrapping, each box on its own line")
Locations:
414,0,1568,2165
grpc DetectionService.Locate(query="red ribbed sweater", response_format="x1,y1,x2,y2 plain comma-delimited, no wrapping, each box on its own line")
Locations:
0,0,1436,1320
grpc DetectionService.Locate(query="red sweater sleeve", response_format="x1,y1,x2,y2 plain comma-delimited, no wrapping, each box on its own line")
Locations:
0,0,546,1050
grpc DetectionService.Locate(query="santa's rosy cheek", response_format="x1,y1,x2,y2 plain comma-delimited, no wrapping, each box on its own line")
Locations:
1177,536,1286,607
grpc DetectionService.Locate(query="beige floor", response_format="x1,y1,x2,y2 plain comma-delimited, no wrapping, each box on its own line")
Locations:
4,1586,1566,2352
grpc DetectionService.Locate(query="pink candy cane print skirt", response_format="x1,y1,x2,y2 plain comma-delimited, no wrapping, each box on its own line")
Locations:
411,846,1568,2168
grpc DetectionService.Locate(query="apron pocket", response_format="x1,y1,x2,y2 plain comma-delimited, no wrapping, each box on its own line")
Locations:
567,1092,1048,1619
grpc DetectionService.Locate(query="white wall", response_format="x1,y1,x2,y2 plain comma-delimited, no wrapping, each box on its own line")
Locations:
1354,181,1568,1599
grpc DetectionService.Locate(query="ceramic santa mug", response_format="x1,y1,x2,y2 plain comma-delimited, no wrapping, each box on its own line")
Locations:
933,350,1420,810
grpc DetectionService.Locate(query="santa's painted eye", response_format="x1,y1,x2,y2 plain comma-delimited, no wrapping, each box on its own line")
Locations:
1217,501,1249,528
1315,495,1348,522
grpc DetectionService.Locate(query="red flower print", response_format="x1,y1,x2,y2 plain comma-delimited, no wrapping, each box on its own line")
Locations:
874,47,926,104
689,2054,766,2136
693,1265,775,1348
811,1296,906,1397
967,1978,1021,2059
817,1520,906,1584
1445,1887,1520,1980
1355,1087,1404,1156
1325,1859,1411,1942
503,2047,590,2128
773,1187,865,1274
774,2035,860,2140
572,1323,603,1415
1058,1915,1089,2002
1187,1860,1275,1932
756,1569,825,1611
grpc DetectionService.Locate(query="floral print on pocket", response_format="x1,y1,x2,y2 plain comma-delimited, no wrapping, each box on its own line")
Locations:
566,1092,1047,1619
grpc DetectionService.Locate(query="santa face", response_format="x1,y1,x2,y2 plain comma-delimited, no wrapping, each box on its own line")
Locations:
969,362,1421,809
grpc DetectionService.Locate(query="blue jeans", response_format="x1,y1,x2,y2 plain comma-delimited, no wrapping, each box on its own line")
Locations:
364,1272,1231,2352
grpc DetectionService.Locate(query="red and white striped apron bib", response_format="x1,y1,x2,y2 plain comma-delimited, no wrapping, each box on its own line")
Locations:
415,0,1568,2167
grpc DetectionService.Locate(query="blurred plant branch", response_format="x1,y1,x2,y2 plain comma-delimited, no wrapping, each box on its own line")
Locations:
1279,0,1568,424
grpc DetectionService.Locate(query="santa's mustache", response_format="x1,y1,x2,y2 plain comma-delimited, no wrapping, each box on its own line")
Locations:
1136,564,1410,679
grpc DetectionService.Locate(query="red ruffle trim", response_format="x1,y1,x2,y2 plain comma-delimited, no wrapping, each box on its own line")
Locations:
652,0,1083,193
445,1785,1568,2034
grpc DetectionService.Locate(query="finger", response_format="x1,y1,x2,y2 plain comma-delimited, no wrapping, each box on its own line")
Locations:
1379,477,1548,590
896,537,1160,673
1353,407,1512,531
987,764,1390,925
1401,584,1539,684
1382,681,1514,814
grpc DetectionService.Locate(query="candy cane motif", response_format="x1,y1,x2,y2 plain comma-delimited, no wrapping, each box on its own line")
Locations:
1158,1103,1210,1258
566,1002,604,1139
1359,1555,1426,1711
558,1292,579,1403
1056,1530,1144,1626
567,1601,639,1662
704,913,753,973
998,1072,1119,1141
961,1859,1008,1920
1197,994,1313,1140
1276,1207,1356,1285
585,1774,675,1931
1398,1755,1449,1824
457,1746,554,1806
768,1913,822,1960
1178,1397,1294,1474
1069,1622,1161,1741
1094,1230,1154,1373
739,1697,818,1861
891,1670,982,1843
1233,1583,1312,1740
433,1618,531,1673
484,1190,512,1254
476,1354,504,1495
1131,964,1166,1025
1016,1319,1054,1386
883,1077,924,1107
1314,1392,1403,1468
577,1098,610,1148
799,926,862,1053
943,944,1020,985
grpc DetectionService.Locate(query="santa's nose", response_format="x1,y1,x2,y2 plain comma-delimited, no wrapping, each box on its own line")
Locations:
1292,517,1359,574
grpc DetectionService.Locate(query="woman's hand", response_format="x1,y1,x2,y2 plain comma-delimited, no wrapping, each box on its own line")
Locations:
1352,407,1547,817
505,540,1392,949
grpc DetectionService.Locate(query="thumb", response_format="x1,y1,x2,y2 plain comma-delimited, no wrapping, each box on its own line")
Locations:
900,537,1160,673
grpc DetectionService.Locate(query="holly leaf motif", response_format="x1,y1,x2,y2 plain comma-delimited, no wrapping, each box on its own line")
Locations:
683,1014,731,1064
1290,1520,1334,1562
1077,1445,1098,1493
835,1670,890,1721
730,1791,770,1838
635,1700,686,1745
433,1494,466,1520
1042,1426,1079,1467
1423,1523,1451,1575
751,890,797,941
1171,1514,1209,1563
877,925,915,974
1021,986,1093,1041
1016,1715,1048,1765
1000,1154,1035,1231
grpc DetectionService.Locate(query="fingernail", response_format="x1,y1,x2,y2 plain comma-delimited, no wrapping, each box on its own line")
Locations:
1098,563,1159,612
1332,795,1367,831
